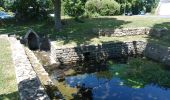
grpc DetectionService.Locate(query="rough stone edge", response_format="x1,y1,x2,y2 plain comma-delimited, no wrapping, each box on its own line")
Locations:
93,27,169,37
24,47,53,86
51,40,170,67
9,36,50,100
24,47,63,99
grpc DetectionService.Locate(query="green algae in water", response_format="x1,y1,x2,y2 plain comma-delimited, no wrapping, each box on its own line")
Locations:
64,58,170,100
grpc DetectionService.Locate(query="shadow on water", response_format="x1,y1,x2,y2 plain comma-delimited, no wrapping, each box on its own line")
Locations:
64,57,170,100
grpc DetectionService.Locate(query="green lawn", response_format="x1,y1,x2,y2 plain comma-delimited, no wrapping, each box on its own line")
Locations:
1,16,170,46
0,38,19,100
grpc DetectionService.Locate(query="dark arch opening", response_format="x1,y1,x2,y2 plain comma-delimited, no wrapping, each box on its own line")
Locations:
28,32,39,50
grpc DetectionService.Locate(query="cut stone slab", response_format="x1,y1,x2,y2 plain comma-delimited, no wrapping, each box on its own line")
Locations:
9,37,50,100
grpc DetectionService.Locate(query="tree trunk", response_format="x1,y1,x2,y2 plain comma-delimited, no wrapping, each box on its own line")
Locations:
52,0,62,31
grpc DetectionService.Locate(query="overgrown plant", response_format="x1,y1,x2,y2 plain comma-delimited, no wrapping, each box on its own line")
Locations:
63,0,86,21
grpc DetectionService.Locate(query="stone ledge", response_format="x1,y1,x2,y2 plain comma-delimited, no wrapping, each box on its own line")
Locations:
92,27,169,37
24,47,63,99
9,37,50,100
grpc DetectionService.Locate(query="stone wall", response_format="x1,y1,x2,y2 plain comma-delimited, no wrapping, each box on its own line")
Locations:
51,41,147,65
144,43,170,66
9,36,50,100
93,27,169,37
51,41,170,66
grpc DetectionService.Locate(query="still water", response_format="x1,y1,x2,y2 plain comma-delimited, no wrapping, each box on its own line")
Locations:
65,64,170,100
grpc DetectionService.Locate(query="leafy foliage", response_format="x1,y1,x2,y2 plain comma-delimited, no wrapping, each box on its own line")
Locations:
85,0,120,16
63,0,86,18
0,0,14,10
100,0,120,16
12,0,52,21
115,0,159,14
0,7,5,11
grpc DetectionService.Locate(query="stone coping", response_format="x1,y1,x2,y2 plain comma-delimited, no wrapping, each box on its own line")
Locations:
9,36,50,100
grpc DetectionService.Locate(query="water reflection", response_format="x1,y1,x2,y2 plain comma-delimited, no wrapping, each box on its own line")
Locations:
65,72,170,100
48,57,170,100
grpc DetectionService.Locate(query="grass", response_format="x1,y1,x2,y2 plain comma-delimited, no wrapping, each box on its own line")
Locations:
0,16,170,47
0,38,19,100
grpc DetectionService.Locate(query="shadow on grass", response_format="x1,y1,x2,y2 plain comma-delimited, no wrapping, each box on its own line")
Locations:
147,22,170,46
50,17,131,45
0,17,131,45
0,91,19,100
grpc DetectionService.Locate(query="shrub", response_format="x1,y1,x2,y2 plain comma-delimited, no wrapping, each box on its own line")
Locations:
85,0,120,16
63,0,86,18
12,0,51,21
85,0,101,17
100,0,120,16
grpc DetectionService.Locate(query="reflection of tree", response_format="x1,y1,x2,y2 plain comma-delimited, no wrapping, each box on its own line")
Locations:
117,57,170,89
96,71,114,80
95,58,170,89
74,84,93,100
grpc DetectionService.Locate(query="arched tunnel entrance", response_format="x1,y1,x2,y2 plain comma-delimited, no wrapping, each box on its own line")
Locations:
27,32,39,50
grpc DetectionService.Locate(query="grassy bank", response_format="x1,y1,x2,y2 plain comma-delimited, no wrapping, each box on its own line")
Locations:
0,38,19,100
1,16,170,46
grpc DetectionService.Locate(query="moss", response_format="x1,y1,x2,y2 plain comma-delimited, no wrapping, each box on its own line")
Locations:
53,81,77,100
107,57,170,89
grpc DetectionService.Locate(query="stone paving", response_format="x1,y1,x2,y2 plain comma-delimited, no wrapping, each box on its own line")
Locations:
9,36,50,100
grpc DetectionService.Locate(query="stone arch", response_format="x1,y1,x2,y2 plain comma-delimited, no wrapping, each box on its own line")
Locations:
24,30,39,50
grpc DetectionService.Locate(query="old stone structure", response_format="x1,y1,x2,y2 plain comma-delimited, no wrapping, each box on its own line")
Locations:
51,41,170,66
9,36,50,100
93,27,169,37
144,43,170,66
24,29,40,50
23,29,51,51
51,41,146,65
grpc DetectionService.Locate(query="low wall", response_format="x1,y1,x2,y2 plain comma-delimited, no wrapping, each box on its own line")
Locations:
93,27,169,37
144,43,170,66
51,41,170,66
10,37,50,100
51,41,146,64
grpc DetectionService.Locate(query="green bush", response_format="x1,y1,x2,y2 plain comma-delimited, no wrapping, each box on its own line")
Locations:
85,0,120,16
63,0,86,18
85,0,101,17
12,0,51,21
100,0,120,16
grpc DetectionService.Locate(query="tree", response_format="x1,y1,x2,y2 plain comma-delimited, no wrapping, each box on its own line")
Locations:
52,0,62,31
64,0,86,20
12,0,50,21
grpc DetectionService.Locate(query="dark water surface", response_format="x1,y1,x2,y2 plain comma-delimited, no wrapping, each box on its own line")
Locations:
65,64,170,100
